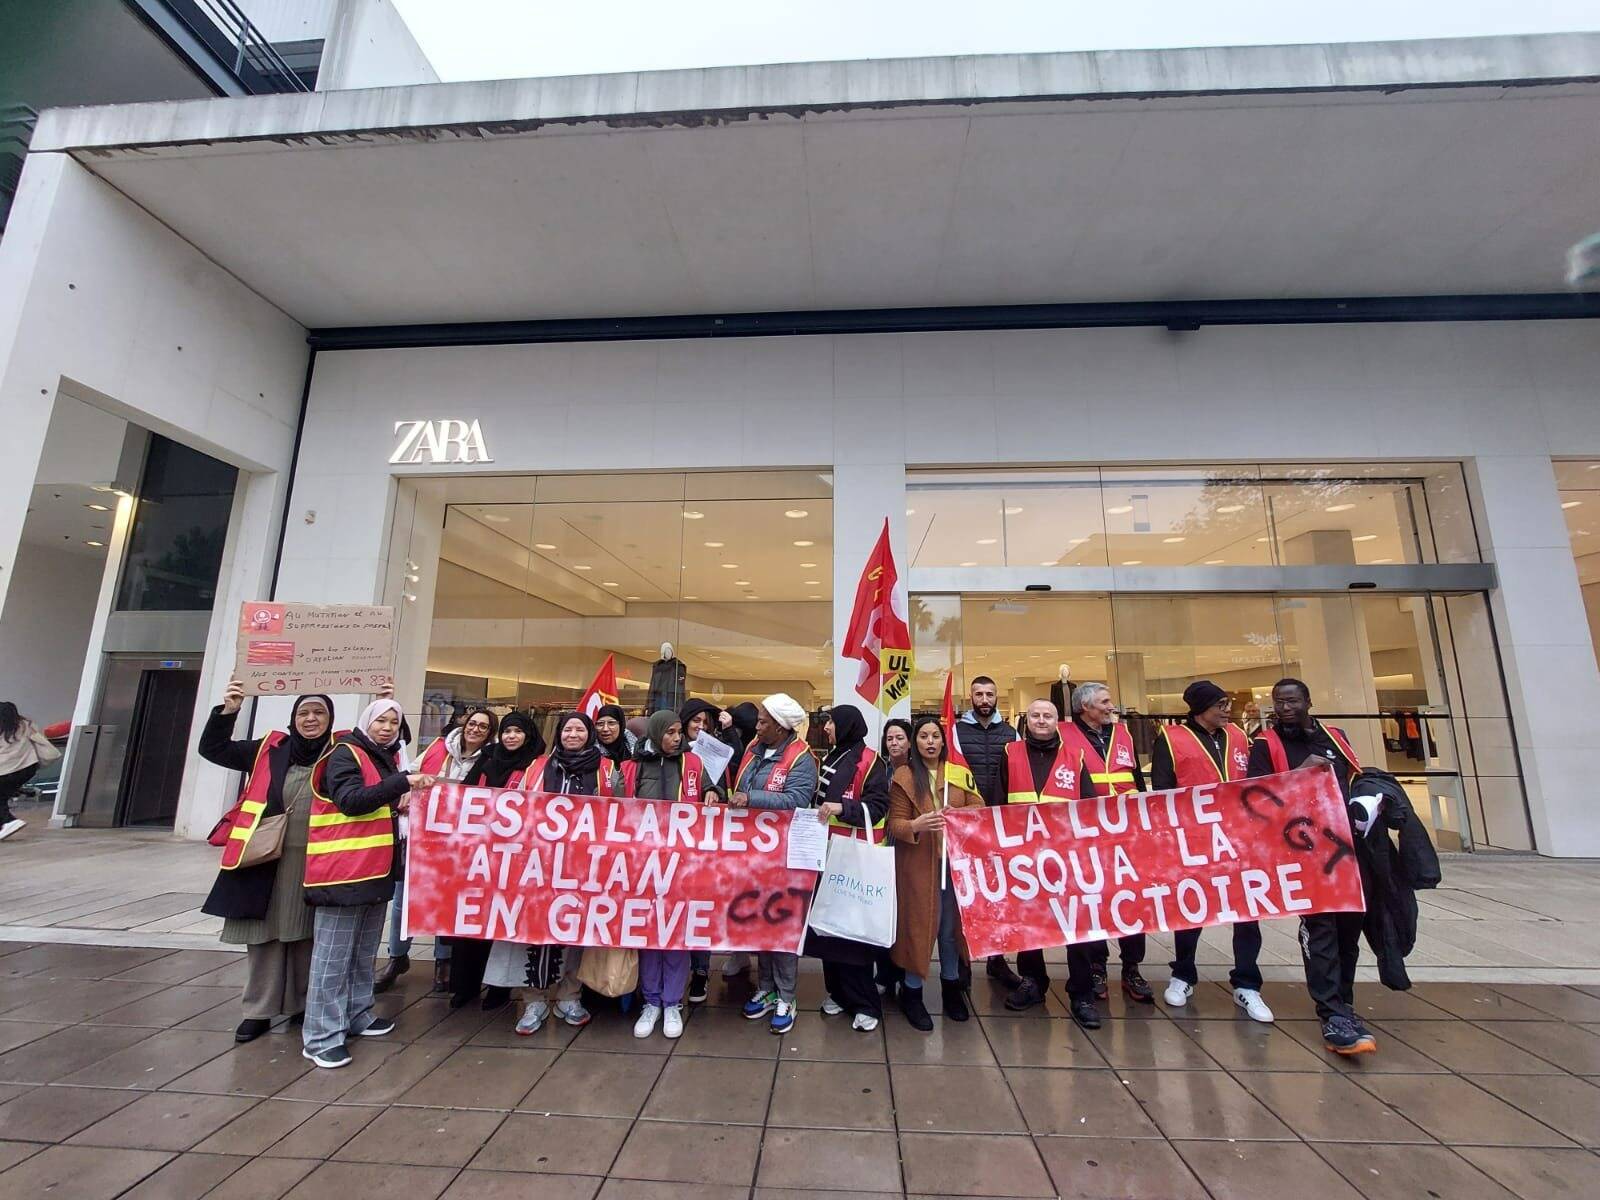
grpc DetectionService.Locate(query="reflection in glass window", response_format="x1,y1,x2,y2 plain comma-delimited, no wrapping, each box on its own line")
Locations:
114,436,237,612
1556,459,1600,674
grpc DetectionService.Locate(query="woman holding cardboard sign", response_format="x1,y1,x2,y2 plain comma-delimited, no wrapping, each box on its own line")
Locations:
887,715,984,1032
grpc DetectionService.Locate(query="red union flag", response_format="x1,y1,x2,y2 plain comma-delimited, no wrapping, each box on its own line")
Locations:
405,785,819,951
942,762,1365,958
942,672,975,795
841,519,913,711
577,654,619,721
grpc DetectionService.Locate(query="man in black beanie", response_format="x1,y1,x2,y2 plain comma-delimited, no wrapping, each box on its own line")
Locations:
1148,680,1273,1023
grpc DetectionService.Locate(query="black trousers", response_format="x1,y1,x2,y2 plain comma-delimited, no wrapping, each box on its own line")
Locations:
1018,944,1103,1002
447,937,493,1004
1300,913,1364,1021
823,959,882,1019
0,765,37,823
1090,934,1146,969
1016,947,1048,986
1170,922,1264,990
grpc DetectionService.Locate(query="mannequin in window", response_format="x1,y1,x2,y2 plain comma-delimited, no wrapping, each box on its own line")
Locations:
648,641,687,713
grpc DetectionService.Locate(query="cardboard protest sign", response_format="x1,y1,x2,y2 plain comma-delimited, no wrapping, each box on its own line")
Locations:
943,763,1364,958
405,785,821,951
236,602,395,695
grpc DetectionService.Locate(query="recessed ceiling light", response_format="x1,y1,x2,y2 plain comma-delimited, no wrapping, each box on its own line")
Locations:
1106,505,1133,515
684,594,699,600
84,503,110,512
1256,536,1271,542
573,564,593,571
1372,557,1394,564
799,561,817,568
1039,560,1055,566
1324,503,1355,513
1068,537,1087,545
626,595,640,600
704,540,724,547
734,580,751,586
793,540,814,547
808,594,821,600
1216,504,1245,514
483,513,511,523
1004,506,1024,515
1353,534,1379,542
976,537,997,545
906,507,916,515
960,561,977,567
804,580,821,585
683,510,704,519
602,581,619,587
1205,559,1225,565
1162,536,1186,543
1562,500,1583,509
534,542,557,550
85,540,105,547
784,509,808,519
721,563,739,569
1121,560,1143,566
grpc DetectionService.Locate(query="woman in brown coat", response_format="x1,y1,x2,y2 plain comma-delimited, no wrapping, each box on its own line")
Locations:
888,715,985,1031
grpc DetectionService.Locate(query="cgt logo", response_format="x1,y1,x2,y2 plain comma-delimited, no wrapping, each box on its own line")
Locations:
390,419,493,465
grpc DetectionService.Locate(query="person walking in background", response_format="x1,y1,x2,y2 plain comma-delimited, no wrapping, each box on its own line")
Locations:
302,698,432,1069
196,682,331,1042
613,709,700,1039
379,707,498,996
731,693,816,1034
887,714,984,1031
1151,680,1273,1023
957,677,1023,993
806,704,891,1031
0,702,50,841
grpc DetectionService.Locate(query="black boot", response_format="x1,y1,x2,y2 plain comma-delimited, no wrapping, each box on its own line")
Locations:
234,1018,270,1043
986,955,1024,991
481,985,511,1011
430,958,451,996
1071,997,1103,1030
942,979,970,1023
374,954,409,994
899,984,933,1032
1004,977,1046,1011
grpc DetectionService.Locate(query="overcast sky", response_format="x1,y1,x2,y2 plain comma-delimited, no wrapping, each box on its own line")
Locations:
390,0,1599,82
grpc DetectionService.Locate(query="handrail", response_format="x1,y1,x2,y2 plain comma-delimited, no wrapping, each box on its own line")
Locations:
191,0,311,93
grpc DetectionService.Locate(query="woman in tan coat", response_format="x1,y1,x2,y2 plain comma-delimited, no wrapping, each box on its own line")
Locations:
888,715,985,1031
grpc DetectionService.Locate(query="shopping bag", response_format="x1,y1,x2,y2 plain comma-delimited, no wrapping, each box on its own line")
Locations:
573,946,639,997
805,805,897,948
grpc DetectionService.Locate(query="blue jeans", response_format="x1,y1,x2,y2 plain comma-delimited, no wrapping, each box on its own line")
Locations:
906,882,961,988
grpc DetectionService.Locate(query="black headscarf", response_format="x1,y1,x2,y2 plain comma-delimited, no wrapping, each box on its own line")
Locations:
543,710,604,794
594,703,630,762
473,712,543,788
678,697,720,736
287,694,335,767
728,702,759,745
818,704,871,805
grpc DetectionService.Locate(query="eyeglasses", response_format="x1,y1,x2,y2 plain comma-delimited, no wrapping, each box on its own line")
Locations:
465,720,492,731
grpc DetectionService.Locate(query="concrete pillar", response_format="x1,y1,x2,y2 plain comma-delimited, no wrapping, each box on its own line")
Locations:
1468,456,1600,855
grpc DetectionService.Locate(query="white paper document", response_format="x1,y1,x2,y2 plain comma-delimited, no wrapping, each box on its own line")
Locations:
786,809,829,872
691,731,734,785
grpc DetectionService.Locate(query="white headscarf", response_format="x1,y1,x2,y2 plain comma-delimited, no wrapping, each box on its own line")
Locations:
356,698,404,745
760,693,807,732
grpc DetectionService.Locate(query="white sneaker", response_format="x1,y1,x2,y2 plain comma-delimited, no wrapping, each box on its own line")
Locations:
1234,988,1275,1023
1164,978,1194,1007
662,1004,684,1039
633,1003,662,1038
851,1012,880,1032
721,952,751,978
554,999,591,1027
821,998,844,1016
0,818,24,842
516,1000,548,1035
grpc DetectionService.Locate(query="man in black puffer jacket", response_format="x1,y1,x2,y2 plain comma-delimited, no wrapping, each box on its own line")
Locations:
955,676,1022,989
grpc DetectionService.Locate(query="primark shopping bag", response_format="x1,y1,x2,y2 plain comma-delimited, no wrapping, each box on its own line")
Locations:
805,806,897,948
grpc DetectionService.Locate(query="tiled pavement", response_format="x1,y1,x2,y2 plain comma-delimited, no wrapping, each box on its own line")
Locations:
0,940,1597,1199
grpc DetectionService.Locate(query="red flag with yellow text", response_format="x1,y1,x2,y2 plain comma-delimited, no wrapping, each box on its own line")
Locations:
841,520,913,711
942,672,976,795
577,654,619,721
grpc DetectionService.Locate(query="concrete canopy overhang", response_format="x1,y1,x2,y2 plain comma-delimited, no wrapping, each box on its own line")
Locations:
28,33,1600,328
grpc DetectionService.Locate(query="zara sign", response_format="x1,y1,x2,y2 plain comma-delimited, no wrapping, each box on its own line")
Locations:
390,419,493,465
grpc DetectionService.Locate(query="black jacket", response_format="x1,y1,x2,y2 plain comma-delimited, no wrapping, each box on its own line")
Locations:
803,744,890,965
1353,769,1442,991
197,707,291,922
957,711,1018,807
307,732,410,908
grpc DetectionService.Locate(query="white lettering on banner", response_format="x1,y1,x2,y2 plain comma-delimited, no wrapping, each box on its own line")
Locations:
390,419,493,465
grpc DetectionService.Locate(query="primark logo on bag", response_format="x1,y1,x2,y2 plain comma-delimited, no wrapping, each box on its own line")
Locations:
390,419,493,465
825,872,887,900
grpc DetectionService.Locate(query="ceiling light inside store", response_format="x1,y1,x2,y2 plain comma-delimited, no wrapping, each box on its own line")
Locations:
808,594,821,599
721,563,739,569
84,503,109,512
785,509,808,519
1121,560,1143,565
800,561,817,568
626,595,640,601
805,580,821,585
704,541,724,547
906,508,916,515
1068,537,1087,545
1353,534,1378,542
602,581,619,587
1256,536,1271,542
573,564,592,571
1216,504,1245,513
976,538,997,545
1372,557,1394,563
1106,504,1133,515
1562,500,1583,509
1324,503,1355,512
85,540,104,547
684,595,698,600
483,513,511,523
683,510,704,519
534,543,556,550
1162,536,1186,543
1004,506,1024,515
1039,560,1056,566
961,561,977,566
1205,559,1225,565
734,580,751,586
793,540,814,547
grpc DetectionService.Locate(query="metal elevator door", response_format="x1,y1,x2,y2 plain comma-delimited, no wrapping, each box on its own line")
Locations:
75,655,201,828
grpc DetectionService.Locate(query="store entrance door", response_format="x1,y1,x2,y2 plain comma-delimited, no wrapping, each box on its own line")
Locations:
73,655,201,828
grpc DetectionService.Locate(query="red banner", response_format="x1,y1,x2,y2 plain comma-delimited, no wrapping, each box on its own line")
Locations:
404,785,818,952
943,763,1365,958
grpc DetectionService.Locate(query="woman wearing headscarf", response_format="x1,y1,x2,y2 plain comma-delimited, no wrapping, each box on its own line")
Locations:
378,707,500,996
593,704,634,767
887,715,984,1031
613,709,702,1039
485,711,610,1034
301,698,432,1068
677,697,738,1003
872,717,916,999
804,704,891,1031
198,679,335,1043
448,711,543,1009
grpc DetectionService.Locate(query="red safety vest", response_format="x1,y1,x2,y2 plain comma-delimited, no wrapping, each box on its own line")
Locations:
734,736,814,794
614,751,708,802
305,741,396,889
525,755,617,797
218,731,287,870
1059,720,1140,795
1162,721,1252,786
825,748,887,840
1256,723,1361,774
1004,738,1088,803
417,737,452,776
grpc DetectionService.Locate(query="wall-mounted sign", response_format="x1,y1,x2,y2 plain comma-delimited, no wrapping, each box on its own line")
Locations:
390,419,493,465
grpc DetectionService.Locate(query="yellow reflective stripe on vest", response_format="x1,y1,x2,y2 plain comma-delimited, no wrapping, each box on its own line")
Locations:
307,808,392,828
1089,771,1135,784
306,834,394,854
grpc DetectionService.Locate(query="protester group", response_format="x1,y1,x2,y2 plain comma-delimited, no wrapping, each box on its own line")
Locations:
199,669,1434,1071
